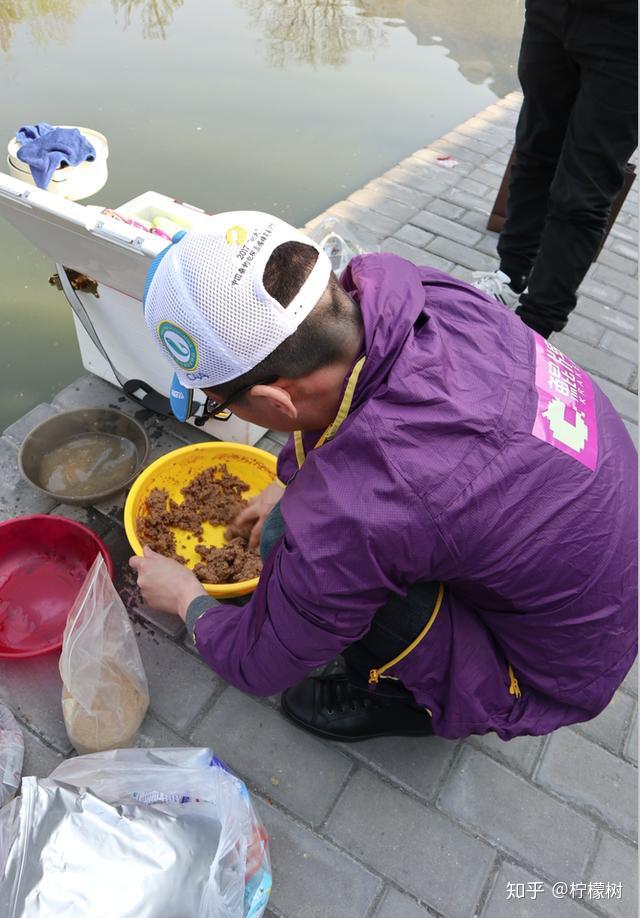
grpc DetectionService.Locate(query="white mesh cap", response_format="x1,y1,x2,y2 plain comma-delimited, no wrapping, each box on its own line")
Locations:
143,211,332,388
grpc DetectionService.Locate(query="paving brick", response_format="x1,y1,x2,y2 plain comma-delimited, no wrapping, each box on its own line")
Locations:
599,328,638,363
342,735,459,801
135,712,188,748
450,265,476,284
3,402,59,446
427,236,495,271
364,177,432,209
458,175,493,198
325,769,495,918
408,148,474,179
590,833,638,918
428,197,466,220
592,264,637,298
327,200,403,239
348,187,421,223
552,333,635,388
557,313,605,347
458,209,495,233
144,424,186,463
49,503,112,537
619,293,638,317
374,888,432,918
621,659,637,697
53,375,154,426
579,277,624,307
440,185,493,215
590,374,638,423
400,155,463,188
393,224,435,249
609,222,638,245
381,237,454,273
482,863,594,918
0,437,56,520
254,798,382,918
0,651,72,754
135,628,220,734
597,247,638,277
536,730,637,839
442,129,501,158
467,732,545,777
267,428,289,446
190,688,352,827
437,747,597,878
410,210,483,247
610,237,638,261
430,138,489,167
575,297,637,339
623,419,638,442
383,163,452,197
623,710,637,765
571,691,636,756
21,724,66,779
475,233,500,258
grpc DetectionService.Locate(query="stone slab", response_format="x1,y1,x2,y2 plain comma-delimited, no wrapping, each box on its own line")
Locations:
325,769,495,918
482,862,595,918
254,798,382,918
0,437,56,521
437,747,597,879
535,730,638,839
374,888,433,918
467,731,545,778
590,833,639,918
0,651,72,754
571,691,635,756
623,710,637,766
20,724,66,779
3,402,59,446
190,688,352,827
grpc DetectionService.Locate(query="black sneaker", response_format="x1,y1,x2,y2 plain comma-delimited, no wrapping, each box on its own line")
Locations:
280,674,434,742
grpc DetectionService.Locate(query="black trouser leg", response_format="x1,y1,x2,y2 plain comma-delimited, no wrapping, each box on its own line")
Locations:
516,2,638,335
342,581,440,708
498,1,579,290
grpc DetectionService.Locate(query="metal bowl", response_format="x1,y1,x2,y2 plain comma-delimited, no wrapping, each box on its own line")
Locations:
19,408,149,507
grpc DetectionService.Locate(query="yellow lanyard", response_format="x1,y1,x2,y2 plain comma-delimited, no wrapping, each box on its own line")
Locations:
294,356,366,469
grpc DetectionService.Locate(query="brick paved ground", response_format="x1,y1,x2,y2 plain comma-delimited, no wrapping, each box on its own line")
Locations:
1,93,637,918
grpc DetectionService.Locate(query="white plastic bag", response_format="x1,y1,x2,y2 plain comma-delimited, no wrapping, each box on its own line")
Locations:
59,554,149,754
0,705,23,807
307,216,374,274
0,747,271,918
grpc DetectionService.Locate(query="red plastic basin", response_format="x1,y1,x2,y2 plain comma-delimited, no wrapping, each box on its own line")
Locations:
0,514,113,659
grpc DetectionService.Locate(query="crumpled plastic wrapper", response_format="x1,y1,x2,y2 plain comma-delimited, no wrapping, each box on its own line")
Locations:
0,747,271,918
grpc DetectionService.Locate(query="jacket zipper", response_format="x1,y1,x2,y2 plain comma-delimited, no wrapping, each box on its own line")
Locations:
369,582,445,685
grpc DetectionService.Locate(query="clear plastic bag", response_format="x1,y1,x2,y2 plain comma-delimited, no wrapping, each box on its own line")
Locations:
0,747,271,918
59,554,149,754
307,216,374,274
0,705,23,807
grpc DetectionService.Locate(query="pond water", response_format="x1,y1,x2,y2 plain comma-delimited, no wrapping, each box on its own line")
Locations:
0,0,524,430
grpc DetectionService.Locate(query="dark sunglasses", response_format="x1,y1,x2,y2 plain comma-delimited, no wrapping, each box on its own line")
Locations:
194,376,279,426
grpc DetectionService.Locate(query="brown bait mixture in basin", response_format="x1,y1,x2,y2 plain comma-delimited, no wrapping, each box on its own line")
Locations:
136,465,262,584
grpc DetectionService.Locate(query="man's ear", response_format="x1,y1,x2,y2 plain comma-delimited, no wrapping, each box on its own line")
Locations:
250,383,298,420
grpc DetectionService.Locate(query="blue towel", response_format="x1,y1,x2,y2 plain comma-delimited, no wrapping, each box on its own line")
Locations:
15,123,96,190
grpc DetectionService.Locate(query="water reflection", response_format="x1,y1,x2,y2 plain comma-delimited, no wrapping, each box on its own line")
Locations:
357,0,524,97
0,0,82,52
239,0,523,95
238,0,386,68
111,0,184,40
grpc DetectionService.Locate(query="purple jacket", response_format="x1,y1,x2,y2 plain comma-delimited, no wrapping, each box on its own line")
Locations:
193,254,637,739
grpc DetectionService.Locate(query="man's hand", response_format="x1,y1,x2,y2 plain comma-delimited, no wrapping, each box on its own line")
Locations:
128,546,207,621
233,480,284,550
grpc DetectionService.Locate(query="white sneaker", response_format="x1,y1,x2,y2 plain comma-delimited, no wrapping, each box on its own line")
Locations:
472,269,521,309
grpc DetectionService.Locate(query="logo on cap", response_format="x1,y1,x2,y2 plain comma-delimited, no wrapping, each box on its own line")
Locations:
225,225,248,246
158,321,199,370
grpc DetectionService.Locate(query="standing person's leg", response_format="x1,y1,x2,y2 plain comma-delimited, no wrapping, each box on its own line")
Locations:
497,0,579,293
516,2,638,336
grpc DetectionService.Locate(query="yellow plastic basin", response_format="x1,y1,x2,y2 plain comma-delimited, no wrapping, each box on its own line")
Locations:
124,442,277,598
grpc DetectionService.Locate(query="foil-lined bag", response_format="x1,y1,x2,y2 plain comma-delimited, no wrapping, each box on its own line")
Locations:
0,705,23,807
0,746,271,918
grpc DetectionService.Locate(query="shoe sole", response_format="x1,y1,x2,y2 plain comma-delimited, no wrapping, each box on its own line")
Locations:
280,697,434,743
